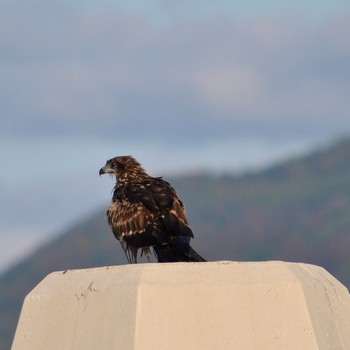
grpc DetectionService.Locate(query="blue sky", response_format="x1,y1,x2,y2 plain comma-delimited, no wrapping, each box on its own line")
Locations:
1,0,350,272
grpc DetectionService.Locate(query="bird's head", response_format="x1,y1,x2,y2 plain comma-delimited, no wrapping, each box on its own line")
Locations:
99,155,148,183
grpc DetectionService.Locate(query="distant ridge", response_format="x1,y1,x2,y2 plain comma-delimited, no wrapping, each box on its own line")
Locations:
2,136,350,349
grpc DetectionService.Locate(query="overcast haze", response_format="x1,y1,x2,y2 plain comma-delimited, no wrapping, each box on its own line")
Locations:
1,0,350,272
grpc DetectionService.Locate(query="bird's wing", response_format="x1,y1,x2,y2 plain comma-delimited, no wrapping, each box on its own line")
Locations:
107,199,154,240
108,179,194,263
135,178,194,238
126,178,175,214
111,178,193,240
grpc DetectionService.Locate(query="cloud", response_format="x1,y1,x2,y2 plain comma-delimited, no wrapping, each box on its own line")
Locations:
1,1,350,145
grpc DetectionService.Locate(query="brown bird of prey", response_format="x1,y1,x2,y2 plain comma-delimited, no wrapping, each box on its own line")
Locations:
99,155,206,263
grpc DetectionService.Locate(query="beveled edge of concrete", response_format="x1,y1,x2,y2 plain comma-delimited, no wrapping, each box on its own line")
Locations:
12,261,350,350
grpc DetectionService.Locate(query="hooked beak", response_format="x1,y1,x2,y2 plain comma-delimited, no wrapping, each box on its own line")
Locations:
99,164,113,176
99,167,105,176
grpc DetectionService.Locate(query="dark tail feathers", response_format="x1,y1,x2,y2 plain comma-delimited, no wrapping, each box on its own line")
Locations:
153,238,206,263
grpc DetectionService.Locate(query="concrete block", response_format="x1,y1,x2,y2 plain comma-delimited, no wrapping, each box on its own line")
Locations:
12,261,350,350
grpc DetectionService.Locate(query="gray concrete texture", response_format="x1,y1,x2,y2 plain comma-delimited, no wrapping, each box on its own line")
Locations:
12,261,350,349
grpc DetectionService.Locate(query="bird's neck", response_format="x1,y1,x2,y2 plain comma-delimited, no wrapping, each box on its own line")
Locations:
116,170,150,185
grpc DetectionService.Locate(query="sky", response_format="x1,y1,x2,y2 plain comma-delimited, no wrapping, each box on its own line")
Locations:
1,0,350,273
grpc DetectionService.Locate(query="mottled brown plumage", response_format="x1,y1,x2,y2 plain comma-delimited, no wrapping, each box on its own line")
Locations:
99,156,206,263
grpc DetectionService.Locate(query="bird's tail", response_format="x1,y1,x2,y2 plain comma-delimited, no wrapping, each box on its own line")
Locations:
187,246,207,262
154,238,206,263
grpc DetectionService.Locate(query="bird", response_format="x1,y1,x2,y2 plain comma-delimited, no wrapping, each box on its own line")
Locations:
99,155,206,263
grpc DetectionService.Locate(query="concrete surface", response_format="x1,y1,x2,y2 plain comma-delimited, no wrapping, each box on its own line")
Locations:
12,261,350,350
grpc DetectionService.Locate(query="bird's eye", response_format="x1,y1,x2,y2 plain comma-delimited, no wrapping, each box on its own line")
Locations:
111,162,117,167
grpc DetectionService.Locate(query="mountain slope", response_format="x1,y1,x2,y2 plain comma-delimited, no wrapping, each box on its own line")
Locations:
2,137,350,349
